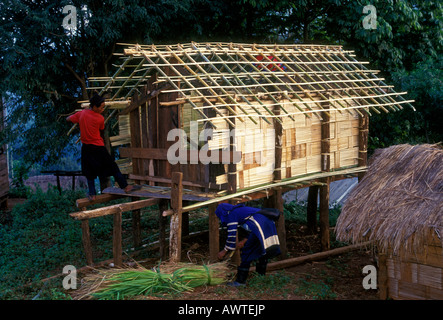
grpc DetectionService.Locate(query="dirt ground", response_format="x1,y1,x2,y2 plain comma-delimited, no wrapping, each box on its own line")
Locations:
132,224,380,301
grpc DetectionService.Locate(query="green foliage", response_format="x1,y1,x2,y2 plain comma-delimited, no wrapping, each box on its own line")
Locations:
284,200,342,227
369,57,443,152
1,0,442,172
0,187,86,299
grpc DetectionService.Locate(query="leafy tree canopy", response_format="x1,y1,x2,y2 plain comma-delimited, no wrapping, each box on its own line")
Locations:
1,0,441,170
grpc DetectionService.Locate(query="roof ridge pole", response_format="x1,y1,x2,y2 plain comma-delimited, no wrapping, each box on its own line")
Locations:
182,44,258,125
153,45,236,128
343,54,415,112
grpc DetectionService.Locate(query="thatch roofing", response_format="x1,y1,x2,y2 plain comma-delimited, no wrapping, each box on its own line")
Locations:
82,42,414,129
335,144,443,254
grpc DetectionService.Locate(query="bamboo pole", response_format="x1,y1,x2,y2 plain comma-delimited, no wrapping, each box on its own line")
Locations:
186,44,260,124
170,45,252,124
137,51,217,129
153,47,237,128
162,166,367,216
67,57,133,136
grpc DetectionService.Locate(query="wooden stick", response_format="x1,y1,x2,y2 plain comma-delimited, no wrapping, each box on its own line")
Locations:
261,241,373,272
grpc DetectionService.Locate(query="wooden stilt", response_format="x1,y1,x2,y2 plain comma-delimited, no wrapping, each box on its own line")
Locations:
208,203,219,262
80,218,93,266
169,172,183,262
132,208,142,248
307,185,319,233
272,107,287,258
319,182,330,251
320,94,331,251
158,199,169,260
113,208,123,267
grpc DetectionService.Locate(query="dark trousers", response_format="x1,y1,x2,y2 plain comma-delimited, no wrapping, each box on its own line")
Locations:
86,172,127,196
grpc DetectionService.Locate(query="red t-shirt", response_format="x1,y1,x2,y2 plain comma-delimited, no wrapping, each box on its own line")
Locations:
69,109,105,146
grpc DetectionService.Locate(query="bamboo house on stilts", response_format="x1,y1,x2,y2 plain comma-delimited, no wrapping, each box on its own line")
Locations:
68,42,414,268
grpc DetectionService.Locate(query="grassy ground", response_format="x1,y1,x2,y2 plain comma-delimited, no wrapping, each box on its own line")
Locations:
0,187,379,300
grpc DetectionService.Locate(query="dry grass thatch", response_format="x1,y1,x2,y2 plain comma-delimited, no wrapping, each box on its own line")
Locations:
335,144,443,254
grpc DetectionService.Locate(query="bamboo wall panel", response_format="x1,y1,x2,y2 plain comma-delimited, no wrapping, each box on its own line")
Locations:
198,95,363,189
384,238,443,300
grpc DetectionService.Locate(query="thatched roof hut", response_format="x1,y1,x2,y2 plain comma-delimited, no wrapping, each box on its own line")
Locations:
336,143,443,254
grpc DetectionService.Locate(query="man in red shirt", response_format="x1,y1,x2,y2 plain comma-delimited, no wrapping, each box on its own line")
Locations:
67,94,137,200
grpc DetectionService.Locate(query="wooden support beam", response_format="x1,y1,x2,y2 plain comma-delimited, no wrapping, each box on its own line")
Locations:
169,172,183,262
80,218,93,266
70,198,159,220
320,95,331,251
271,107,287,259
307,185,319,234
76,193,127,208
113,208,123,267
132,201,142,248
158,199,169,260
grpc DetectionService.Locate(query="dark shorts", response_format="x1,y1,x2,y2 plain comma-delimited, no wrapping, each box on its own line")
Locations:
81,144,121,180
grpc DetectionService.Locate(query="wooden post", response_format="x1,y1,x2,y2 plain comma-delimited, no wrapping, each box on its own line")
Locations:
208,203,219,262
113,208,123,267
169,172,183,262
307,185,319,233
80,217,93,266
358,113,369,182
319,94,331,251
158,199,169,260
132,208,142,248
378,252,388,299
272,107,287,258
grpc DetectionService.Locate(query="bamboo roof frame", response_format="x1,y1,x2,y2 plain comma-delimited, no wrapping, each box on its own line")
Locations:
72,42,414,132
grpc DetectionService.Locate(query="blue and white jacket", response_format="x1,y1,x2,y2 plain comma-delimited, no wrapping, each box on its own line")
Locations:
215,203,281,260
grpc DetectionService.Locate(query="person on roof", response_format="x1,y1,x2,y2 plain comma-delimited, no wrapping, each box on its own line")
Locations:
216,203,281,286
67,93,138,200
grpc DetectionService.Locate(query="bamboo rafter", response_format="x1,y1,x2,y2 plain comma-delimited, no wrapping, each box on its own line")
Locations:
67,41,414,137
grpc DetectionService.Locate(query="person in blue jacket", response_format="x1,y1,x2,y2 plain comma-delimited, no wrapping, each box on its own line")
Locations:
216,203,281,286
